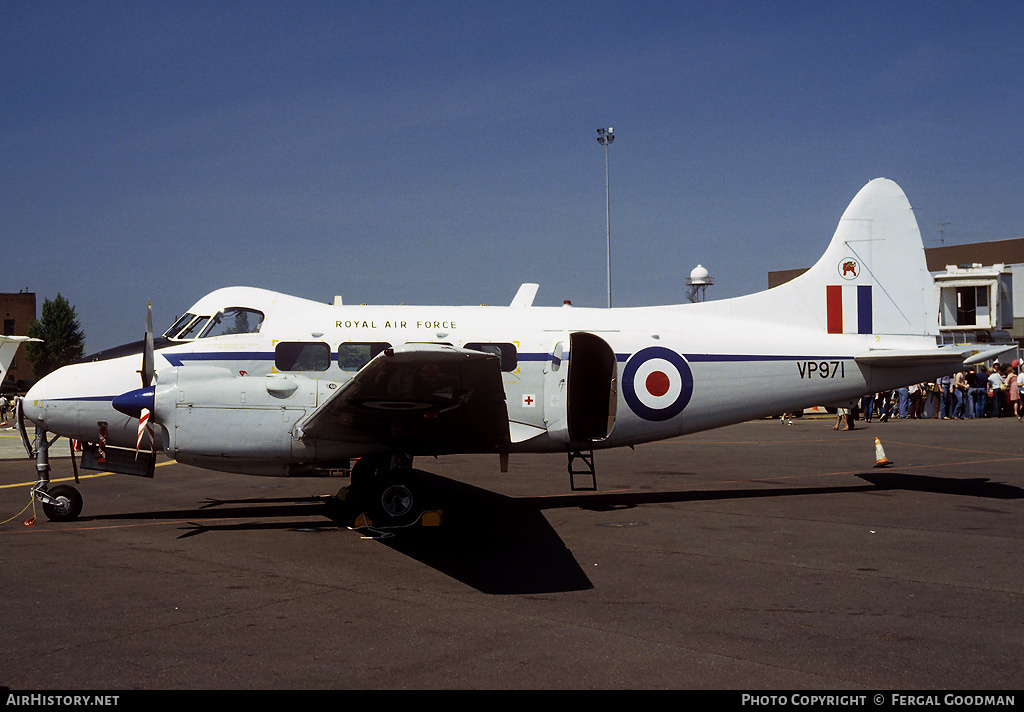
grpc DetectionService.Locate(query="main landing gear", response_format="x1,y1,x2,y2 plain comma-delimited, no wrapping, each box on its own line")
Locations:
342,453,428,529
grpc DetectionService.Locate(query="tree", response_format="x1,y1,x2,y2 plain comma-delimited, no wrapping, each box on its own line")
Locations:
25,293,86,379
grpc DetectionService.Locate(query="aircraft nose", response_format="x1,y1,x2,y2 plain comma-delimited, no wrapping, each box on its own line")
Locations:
22,378,51,425
21,395,42,425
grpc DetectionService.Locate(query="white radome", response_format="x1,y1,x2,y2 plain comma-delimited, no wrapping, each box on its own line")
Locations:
689,265,711,284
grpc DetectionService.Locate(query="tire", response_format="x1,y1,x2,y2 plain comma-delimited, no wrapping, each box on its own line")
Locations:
373,476,419,527
41,484,83,522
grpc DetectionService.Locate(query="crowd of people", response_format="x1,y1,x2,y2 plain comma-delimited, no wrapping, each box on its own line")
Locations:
858,359,1022,423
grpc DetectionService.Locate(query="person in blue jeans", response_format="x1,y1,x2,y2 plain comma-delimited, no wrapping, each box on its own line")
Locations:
974,366,989,417
968,368,985,418
896,386,908,418
950,370,966,420
937,374,953,419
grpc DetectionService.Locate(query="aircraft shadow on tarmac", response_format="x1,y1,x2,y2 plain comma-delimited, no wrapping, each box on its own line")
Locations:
76,469,1024,595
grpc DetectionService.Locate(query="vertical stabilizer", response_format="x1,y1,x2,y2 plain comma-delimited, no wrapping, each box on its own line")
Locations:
0,336,40,388
755,178,936,337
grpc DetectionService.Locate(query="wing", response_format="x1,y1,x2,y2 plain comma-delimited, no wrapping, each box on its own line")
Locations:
296,343,510,454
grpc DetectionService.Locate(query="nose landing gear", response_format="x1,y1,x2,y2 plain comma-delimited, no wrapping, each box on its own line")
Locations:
25,421,84,523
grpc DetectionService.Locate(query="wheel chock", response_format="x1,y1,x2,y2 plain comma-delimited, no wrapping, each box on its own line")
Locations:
421,510,443,527
353,512,373,528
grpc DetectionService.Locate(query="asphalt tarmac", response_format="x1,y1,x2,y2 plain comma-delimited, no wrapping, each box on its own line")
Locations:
1,416,1022,690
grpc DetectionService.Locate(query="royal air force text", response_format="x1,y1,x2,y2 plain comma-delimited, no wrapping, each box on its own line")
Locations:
335,320,456,330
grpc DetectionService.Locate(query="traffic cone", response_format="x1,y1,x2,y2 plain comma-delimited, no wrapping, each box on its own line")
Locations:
874,437,891,468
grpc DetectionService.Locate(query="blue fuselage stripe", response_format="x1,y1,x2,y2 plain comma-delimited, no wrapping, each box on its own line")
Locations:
159,351,853,366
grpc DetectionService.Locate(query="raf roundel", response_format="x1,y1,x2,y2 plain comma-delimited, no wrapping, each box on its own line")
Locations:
622,347,694,421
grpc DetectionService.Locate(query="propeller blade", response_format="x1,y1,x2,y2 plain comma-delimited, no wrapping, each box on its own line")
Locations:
142,300,155,388
135,407,153,459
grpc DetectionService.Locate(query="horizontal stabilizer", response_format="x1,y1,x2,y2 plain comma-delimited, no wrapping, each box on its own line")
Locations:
855,344,1018,368
963,345,1018,366
854,348,969,367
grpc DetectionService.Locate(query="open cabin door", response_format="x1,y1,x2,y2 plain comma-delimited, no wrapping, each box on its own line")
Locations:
543,332,617,445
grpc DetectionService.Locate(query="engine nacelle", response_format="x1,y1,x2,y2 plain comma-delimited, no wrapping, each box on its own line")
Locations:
154,366,321,472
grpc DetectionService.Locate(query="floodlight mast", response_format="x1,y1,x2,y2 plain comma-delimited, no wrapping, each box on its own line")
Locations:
596,127,614,308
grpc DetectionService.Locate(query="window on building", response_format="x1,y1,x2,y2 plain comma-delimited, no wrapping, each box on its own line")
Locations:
956,287,976,325
952,286,990,327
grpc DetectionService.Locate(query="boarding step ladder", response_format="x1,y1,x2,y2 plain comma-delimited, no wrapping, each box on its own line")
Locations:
568,445,597,491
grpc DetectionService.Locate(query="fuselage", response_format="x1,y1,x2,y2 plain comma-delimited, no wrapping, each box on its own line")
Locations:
22,285,945,476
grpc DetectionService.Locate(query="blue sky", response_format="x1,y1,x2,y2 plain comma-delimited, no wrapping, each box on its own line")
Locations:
3,1,1023,351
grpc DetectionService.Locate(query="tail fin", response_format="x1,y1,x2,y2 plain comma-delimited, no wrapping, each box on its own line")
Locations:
776,178,936,337
0,336,40,389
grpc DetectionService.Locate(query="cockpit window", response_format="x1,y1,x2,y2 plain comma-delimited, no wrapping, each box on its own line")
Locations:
199,308,265,338
164,313,200,339
176,315,210,340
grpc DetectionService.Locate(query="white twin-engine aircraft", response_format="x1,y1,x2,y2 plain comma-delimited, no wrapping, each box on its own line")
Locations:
13,178,1004,525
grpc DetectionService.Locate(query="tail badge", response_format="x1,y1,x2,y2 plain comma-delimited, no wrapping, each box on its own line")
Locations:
838,258,860,280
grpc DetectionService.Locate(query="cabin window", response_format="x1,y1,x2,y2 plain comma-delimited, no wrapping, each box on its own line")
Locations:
200,307,265,338
464,342,518,372
550,341,564,372
338,342,391,371
275,342,330,372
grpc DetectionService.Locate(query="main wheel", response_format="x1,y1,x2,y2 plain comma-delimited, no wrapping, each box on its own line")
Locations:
379,481,414,518
372,476,419,527
41,484,83,522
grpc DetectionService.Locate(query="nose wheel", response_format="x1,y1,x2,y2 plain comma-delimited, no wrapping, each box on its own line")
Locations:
34,484,83,522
